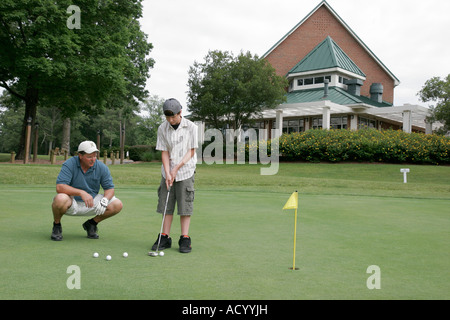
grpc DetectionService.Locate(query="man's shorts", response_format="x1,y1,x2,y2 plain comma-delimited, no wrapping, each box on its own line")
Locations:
157,175,195,216
65,194,119,216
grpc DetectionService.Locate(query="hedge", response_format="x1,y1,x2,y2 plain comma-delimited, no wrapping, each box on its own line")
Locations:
239,129,449,165
277,129,449,164
128,145,161,161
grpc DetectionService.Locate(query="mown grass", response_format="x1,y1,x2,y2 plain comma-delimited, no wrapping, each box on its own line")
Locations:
0,160,449,300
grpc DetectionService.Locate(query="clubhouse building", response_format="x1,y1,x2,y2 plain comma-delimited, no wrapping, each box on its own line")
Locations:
252,0,437,137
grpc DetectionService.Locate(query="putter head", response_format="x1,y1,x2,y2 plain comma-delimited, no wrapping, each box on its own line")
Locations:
148,251,158,257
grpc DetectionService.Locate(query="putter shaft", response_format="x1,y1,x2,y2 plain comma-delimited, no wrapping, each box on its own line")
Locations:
155,185,171,252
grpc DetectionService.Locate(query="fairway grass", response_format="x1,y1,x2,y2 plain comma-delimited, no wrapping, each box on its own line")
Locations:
0,162,449,300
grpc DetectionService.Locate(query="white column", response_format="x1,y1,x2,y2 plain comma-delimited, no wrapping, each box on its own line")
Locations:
322,107,330,130
402,110,412,133
350,115,358,130
304,117,310,131
275,110,283,138
425,120,433,134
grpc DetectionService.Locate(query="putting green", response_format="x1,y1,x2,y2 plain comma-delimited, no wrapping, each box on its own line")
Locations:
0,183,448,299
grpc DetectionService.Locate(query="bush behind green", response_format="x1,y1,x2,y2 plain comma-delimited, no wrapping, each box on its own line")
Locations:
278,129,450,164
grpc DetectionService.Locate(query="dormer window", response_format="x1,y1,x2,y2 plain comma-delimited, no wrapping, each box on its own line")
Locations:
296,75,331,87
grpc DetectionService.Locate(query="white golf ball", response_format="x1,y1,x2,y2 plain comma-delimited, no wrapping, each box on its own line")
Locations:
123,252,128,258
159,251,165,256
93,252,99,258
106,255,112,261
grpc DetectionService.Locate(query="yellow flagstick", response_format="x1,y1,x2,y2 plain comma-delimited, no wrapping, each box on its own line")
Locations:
291,206,298,270
283,190,299,270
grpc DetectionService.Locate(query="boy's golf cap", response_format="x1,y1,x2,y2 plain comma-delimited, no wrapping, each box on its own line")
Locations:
78,141,99,154
163,98,182,116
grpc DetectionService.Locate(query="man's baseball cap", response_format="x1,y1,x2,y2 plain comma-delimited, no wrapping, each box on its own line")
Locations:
78,141,99,154
163,98,182,116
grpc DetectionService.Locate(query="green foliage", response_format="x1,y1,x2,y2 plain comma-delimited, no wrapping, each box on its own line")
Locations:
279,129,450,164
187,50,287,129
0,0,154,158
418,74,450,134
127,145,161,161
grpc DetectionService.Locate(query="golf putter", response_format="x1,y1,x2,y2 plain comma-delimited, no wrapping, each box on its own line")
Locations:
149,185,171,257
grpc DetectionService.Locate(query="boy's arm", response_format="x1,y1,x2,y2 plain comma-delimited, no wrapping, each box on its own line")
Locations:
170,148,196,179
164,148,195,189
161,150,172,190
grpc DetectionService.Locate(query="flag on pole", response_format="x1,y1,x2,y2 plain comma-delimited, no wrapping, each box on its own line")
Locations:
283,191,298,210
283,191,299,270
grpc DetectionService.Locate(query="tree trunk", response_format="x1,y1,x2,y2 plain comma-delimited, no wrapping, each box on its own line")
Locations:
16,85,38,160
61,117,71,154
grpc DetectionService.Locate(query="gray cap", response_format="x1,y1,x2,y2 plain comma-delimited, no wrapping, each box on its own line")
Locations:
163,98,182,116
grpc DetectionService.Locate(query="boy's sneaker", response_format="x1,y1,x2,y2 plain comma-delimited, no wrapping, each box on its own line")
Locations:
51,224,63,241
152,233,172,250
179,235,192,253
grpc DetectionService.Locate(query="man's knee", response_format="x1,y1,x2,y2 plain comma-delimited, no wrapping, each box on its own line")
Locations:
52,193,72,210
110,199,123,214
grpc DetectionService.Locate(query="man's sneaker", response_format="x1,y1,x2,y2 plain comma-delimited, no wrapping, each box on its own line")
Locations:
82,220,99,239
179,235,192,253
151,233,172,251
51,224,63,241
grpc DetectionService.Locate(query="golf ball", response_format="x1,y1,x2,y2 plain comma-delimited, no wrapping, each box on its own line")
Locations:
106,255,112,261
123,252,128,258
93,252,99,258
159,251,164,256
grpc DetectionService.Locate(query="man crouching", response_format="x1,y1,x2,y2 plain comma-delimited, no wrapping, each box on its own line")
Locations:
51,141,123,240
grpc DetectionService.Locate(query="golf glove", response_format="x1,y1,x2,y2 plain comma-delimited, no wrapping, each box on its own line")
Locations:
94,197,109,215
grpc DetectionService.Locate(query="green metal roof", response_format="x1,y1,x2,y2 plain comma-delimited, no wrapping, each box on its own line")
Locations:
287,36,366,78
285,86,392,107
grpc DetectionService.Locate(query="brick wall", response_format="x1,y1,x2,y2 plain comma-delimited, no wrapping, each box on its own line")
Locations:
264,5,395,104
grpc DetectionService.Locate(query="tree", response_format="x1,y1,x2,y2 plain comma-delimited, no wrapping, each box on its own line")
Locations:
418,74,450,134
187,50,287,130
132,95,165,146
0,0,153,159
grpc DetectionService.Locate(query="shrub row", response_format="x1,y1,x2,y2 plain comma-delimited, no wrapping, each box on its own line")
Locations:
277,129,450,164
128,145,161,161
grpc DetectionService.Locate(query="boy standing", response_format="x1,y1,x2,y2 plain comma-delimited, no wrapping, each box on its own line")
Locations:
152,98,198,253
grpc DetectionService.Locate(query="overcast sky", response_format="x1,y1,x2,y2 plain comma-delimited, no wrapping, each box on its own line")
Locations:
141,0,450,111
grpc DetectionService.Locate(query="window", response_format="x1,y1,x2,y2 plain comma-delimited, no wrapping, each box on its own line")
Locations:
358,117,376,129
296,75,332,87
339,76,349,84
330,116,348,129
281,119,305,133
312,118,322,129
314,77,324,84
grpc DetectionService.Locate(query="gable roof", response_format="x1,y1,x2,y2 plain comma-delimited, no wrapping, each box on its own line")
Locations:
286,86,393,107
262,0,400,86
287,36,365,78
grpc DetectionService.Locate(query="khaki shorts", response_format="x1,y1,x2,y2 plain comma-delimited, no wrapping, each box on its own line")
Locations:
65,194,118,216
157,175,195,216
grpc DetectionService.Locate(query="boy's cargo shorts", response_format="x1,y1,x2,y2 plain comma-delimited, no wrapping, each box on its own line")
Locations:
157,174,195,216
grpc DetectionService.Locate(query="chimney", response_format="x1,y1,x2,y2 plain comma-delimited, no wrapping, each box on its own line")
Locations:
370,83,384,103
345,79,363,96
323,79,329,99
